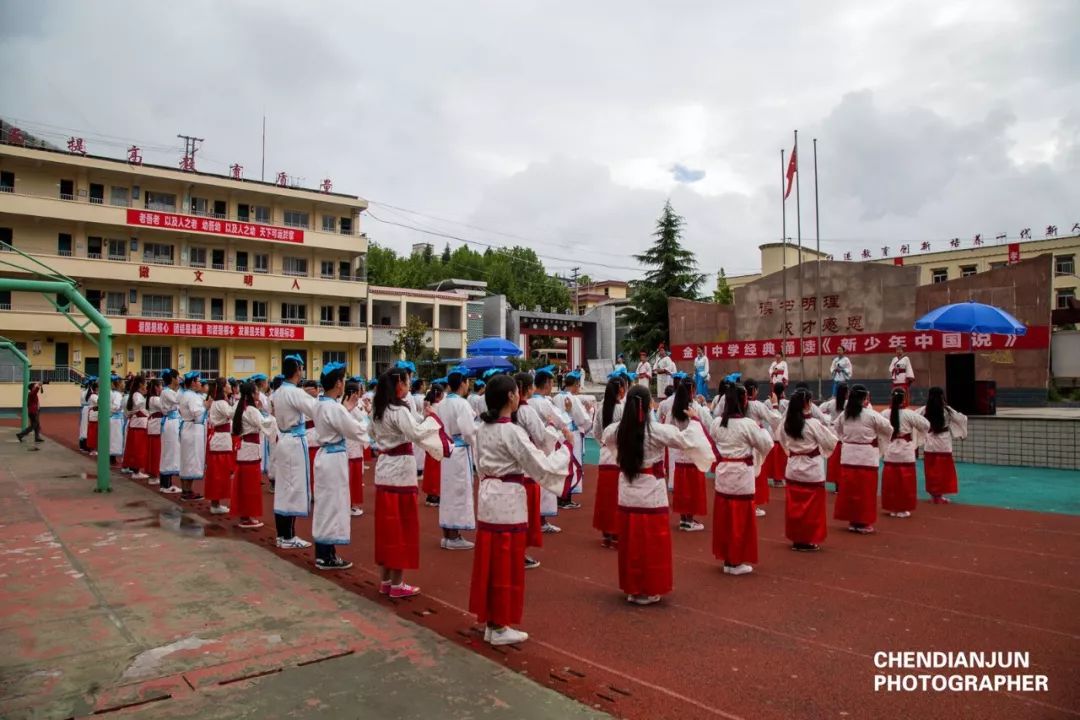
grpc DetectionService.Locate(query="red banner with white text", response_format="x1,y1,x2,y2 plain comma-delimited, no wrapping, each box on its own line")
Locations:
126,209,304,243
671,326,1050,361
126,319,305,341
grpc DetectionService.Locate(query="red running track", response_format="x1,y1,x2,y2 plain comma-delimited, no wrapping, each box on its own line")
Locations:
26,413,1080,719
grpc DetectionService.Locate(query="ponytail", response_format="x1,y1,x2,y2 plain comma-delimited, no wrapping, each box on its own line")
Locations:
844,384,869,420
834,382,849,411
889,388,905,437
784,390,808,439
721,385,747,428
616,385,651,479
671,381,691,423
232,381,257,435
481,375,516,423
601,377,620,427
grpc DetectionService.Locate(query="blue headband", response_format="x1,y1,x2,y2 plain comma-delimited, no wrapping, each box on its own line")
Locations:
248,373,268,383
395,360,416,373
349,375,365,384
321,361,347,379
482,368,503,379
672,371,689,380
283,354,304,365
474,379,486,388
535,365,556,378
183,370,201,382
565,370,582,381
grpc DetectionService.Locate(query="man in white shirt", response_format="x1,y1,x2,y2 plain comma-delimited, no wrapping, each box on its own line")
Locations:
829,347,853,399
654,347,677,398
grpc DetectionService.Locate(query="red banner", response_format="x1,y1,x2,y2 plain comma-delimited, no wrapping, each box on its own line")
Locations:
125,318,305,340
672,326,1050,361
126,209,304,244
1008,242,1020,264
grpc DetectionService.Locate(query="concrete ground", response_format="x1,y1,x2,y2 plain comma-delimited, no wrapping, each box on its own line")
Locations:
0,432,606,720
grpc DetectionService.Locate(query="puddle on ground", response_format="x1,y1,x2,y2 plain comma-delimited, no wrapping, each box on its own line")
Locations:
156,508,227,538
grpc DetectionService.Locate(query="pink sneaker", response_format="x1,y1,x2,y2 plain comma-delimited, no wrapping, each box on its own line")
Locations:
379,581,391,595
932,496,951,504
389,582,421,599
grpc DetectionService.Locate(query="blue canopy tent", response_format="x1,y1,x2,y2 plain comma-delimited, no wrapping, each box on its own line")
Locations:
466,337,523,357
445,355,516,374
914,301,1027,335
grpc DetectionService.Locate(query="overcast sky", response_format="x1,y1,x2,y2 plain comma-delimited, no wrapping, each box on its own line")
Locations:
1,0,1077,283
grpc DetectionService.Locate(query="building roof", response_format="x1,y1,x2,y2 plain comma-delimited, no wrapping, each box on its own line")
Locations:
368,285,468,301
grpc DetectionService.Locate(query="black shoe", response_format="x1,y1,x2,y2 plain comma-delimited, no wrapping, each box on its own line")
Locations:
524,555,541,569
558,500,582,510
792,543,820,552
180,492,204,501
16,433,24,443
34,438,44,444
315,557,353,571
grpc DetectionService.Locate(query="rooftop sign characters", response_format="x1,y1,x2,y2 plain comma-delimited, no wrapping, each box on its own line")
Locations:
126,209,304,244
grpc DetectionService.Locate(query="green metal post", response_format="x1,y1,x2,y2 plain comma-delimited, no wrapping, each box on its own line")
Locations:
0,340,31,429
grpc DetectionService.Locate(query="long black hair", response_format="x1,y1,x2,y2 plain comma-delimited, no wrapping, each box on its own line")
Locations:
373,367,408,422
721,385,747,427
209,377,228,402
232,381,258,436
616,385,652,479
601,377,621,428
744,378,758,399
889,388,906,436
784,389,809,439
672,380,691,423
146,378,162,399
844,384,869,420
481,374,517,423
126,376,146,411
773,381,786,400
344,379,361,401
834,382,849,410
925,386,948,433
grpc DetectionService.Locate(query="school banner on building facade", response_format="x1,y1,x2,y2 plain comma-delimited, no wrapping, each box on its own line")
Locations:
125,319,305,340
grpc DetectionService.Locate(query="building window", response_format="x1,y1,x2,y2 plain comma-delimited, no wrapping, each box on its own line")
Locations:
989,261,1007,270
105,291,126,316
141,346,171,372
190,347,220,379
254,253,269,274
144,191,177,212
960,265,977,278
1056,255,1075,277
252,300,268,323
187,297,205,320
210,298,224,321
0,290,11,310
323,350,347,367
253,206,271,224
281,303,307,325
89,183,104,204
338,306,351,326
57,233,73,257
283,210,309,229
142,294,173,318
340,217,353,235
189,247,207,268
0,227,13,251
110,186,130,207
234,299,248,322
0,171,13,193
143,243,174,265
283,257,308,277
59,179,74,201
235,251,248,272
190,197,210,216
1057,288,1076,309
211,248,225,270
107,239,127,261
320,260,334,278
234,356,256,373
931,268,948,284
321,215,337,233
320,305,334,326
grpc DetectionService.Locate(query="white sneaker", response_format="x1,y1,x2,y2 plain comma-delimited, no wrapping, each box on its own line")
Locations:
489,626,529,646
678,521,705,532
350,507,364,517
161,486,182,494
630,594,662,605
132,472,149,480
121,468,133,474
541,523,561,534
755,507,766,517
895,511,911,518
210,505,229,515
89,451,98,456
483,626,492,642
442,537,475,550
723,563,754,576
147,477,160,485
277,537,312,549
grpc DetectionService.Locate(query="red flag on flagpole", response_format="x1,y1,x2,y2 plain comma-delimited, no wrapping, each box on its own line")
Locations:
784,146,798,200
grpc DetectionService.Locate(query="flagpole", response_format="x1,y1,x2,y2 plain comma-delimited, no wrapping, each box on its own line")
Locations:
795,129,804,381
781,148,787,341
814,137,823,400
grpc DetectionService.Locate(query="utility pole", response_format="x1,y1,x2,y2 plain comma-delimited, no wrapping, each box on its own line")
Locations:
571,266,580,314
177,133,204,172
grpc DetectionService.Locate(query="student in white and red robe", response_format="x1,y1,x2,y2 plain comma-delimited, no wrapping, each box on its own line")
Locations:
108,375,125,468
654,347,677,399
421,385,445,506
123,376,150,481
778,389,838,551
889,348,915,407
657,381,678,490
370,367,449,598
438,371,478,550
744,379,781,516
635,350,653,389
204,378,235,515
766,381,790,488
555,370,592,503
469,374,571,646
917,386,968,504
667,380,708,532
86,381,99,455
529,367,574,518
709,385,774,575
880,388,931,518
252,374,275,479
602,385,713,604
178,371,208,502
592,375,626,548
410,377,427,482
311,363,370,571
819,383,848,493
769,353,789,388
145,379,163,485
345,377,368,517
833,384,893,534
231,381,274,529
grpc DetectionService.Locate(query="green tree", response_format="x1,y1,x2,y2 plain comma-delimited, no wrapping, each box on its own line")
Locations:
421,244,434,264
622,201,705,353
391,314,431,360
441,243,451,264
713,267,734,305
577,274,593,287
365,242,405,286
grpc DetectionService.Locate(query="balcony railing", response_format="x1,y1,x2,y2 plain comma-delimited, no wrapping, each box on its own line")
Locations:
252,316,268,323
141,309,174,318
283,268,308,278
59,193,74,201
0,302,11,311
281,317,307,325
107,253,127,262
89,196,103,205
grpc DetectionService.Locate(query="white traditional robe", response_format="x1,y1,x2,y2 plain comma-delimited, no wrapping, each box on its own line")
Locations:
777,419,838,483
468,392,486,417
87,393,99,424
438,393,478,530
147,395,162,440
527,394,570,515
880,408,931,463
817,398,842,421
312,397,369,546
474,421,571,528
128,392,148,430
602,419,713,509
830,356,853,383
271,382,319,516
346,404,369,461
889,355,915,386
238,405,276,464
655,355,677,397
709,416,774,494
556,390,592,495
768,361,789,386
636,360,653,387
257,390,276,474
159,386,181,476
78,392,91,441
207,400,234,453
178,389,207,480
834,410,894,468
109,389,125,457
916,406,968,453
371,404,446,488
591,401,624,469
410,392,427,475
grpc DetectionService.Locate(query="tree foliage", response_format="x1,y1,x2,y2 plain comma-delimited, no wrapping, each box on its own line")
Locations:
622,201,705,353
391,314,432,360
713,267,734,305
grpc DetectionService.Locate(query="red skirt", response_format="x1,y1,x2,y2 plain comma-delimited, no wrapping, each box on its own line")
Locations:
308,445,318,493
87,420,98,451
785,482,827,545
754,464,769,505
834,465,878,525
363,446,375,462
672,463,708,516
592,465,621,535
147,434,161,478
421,453,441,496
204,449,235,501
767,444,788,481
230,459,263,518
348,457,364,505
826,441,843,487
123,426,148,471
524,479,542,548
375,486,420,570
924,452,958,496
881,461,917,512
469,527,527,626
618,507,673,596
712,493,758,565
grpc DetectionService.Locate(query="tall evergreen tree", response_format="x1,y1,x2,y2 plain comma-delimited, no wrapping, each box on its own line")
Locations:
622,201,705,353
441,242,451,264
713,267,734,304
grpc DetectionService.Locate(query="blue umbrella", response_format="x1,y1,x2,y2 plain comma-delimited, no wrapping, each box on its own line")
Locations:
458,356,516,373
467,337,523,357
914,301,1027,335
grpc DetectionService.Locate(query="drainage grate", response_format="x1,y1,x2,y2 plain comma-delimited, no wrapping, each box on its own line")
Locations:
296,649,355,667
217,667,282,686
91,694,172,714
